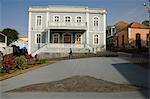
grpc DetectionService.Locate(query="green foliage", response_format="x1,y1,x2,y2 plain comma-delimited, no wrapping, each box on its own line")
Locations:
0,63,4,73
142,20,149,26
0,67,6,73
1,28,19,45
38,59,47,64
0,54,48,74
15,55,27,69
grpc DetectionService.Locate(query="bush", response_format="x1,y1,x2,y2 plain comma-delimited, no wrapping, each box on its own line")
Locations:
0,66,6,73
15,55,27,69
25,54,33,60
37,59,47,64
25,54,35,65
3,54,16,73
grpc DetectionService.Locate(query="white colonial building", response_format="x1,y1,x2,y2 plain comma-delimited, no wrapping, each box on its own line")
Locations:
28,5,107,55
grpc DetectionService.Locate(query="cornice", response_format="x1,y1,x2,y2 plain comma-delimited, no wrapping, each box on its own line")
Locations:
28,6,107,14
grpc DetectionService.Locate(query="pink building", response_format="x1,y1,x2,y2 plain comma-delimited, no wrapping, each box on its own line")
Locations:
114,22,149,48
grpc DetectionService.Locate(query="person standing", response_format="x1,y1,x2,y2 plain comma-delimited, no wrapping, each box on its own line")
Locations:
69,48,72,59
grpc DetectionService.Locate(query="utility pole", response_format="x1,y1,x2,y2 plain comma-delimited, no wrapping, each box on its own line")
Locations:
144,0,150,62
148,0,150,63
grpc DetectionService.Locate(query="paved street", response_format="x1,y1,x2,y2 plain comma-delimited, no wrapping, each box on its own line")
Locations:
1,91,149,99
0,57,149,99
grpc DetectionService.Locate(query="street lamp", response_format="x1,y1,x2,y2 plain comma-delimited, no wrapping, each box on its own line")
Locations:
144,0,150,61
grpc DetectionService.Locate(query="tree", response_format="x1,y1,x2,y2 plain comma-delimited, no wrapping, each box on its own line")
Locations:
142,20,149,26
1,28,19,45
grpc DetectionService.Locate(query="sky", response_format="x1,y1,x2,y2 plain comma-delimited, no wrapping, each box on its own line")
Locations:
0,0,149,35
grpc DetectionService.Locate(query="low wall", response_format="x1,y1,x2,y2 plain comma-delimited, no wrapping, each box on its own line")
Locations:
38,53,69,59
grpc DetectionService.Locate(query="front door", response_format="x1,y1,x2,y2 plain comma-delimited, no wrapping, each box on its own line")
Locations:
64,34,71,43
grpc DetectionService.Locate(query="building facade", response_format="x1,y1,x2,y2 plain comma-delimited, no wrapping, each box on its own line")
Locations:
106,25,116,47
0,32,13,55
28,5,107,55
0,32,7,49
114,22,149,48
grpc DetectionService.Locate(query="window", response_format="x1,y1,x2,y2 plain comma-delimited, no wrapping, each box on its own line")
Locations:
93,34,99,44
76,16,81,23
36,16,42,26
54,16,59,22
116,36,119,48
65,16,71,22
0,35,5,43
36,34,41,44
146,34,149,46
94,17,99,26
53,33,59,43
112,28,115,33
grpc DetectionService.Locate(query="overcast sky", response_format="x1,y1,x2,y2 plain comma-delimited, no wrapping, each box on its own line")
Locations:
0,0,149,35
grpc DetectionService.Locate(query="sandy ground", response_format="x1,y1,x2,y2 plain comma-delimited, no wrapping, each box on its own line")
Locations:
7,75,144,92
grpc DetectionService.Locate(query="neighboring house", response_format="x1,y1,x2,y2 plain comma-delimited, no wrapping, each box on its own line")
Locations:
0,32,7,49
114,21,149,48
28,5,107,55
11,35,28,50
106,25,116,47
0,32,13,55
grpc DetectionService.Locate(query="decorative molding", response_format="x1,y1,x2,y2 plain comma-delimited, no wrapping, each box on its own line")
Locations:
29,6,107,14
52,33,60,43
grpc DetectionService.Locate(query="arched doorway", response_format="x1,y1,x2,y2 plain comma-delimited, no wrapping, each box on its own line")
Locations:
75,33,81,44
63,34,72,43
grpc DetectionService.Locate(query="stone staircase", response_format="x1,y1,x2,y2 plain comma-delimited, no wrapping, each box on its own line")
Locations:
38,51,118,60
32,44,91,56
42,48,90,53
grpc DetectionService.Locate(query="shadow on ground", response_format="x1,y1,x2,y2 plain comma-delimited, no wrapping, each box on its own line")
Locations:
112,63,149,98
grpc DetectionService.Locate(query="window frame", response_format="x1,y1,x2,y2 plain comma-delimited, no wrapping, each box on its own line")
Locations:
93,34,99,45
35,33,41,44
76,16,82,23
64,16,72,23
93,16,99,27
53,15,60,22
75,33,82,44
35,15,42,28
52,33,60,43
